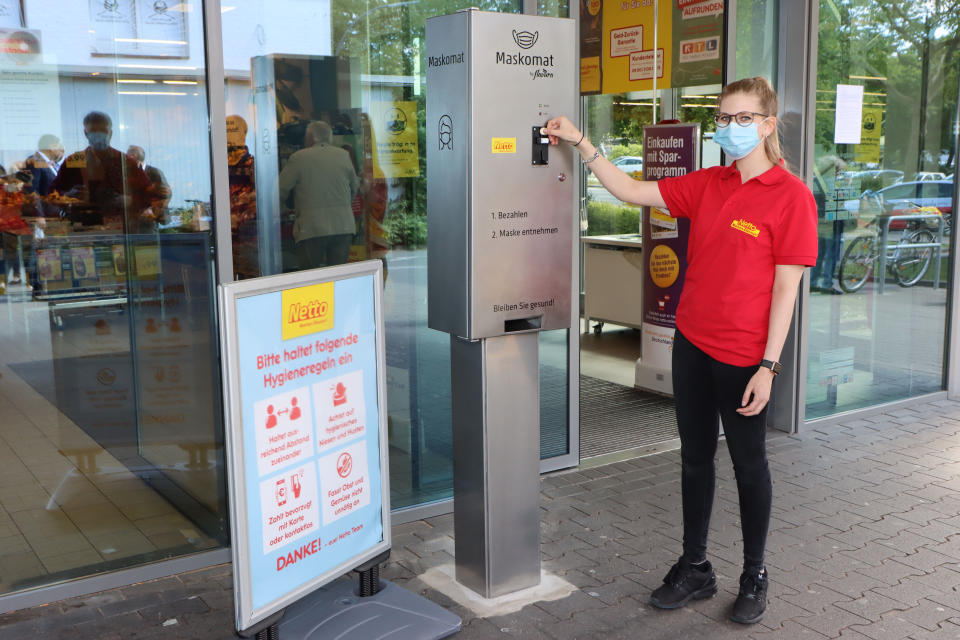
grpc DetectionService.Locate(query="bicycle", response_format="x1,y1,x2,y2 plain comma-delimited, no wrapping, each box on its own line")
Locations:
838,204,943,293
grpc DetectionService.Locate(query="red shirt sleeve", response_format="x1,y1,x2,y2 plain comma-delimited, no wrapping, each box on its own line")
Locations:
773,180,818,266
656,166,718,220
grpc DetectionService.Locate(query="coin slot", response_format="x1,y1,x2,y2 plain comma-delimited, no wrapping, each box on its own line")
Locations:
532,126,549,165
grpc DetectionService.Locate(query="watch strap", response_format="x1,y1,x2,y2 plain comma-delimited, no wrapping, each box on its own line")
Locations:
759,359,782,375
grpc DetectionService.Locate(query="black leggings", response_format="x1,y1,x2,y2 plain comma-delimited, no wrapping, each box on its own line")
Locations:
672,330,772,572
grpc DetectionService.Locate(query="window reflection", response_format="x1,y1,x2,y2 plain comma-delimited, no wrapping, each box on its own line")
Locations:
0,4,225,596
222,0,557,511
806,0,956,418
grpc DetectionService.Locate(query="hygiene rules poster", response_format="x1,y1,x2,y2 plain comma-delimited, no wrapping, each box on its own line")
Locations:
233,274,384,613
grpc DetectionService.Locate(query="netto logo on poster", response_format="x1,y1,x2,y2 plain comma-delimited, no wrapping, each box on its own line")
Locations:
281,282,335,340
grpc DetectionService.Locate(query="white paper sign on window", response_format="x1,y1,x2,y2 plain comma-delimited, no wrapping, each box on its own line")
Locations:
834,84,864,145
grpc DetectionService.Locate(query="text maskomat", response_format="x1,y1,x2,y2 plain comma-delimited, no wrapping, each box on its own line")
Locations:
428,52,464,67
495,51,555,66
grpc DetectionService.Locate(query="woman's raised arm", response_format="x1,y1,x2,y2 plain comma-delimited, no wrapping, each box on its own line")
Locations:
542,116,666,209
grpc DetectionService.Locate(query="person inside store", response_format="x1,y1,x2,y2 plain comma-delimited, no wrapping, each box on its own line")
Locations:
278,120,358,269
126,145,172,224
51,111,155,233
543,76,817,625
9,134,65,289
811,154,848,294
226,114,258,279
23,134,64,199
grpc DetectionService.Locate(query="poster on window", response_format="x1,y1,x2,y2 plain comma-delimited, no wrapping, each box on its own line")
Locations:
136,0,188,56
370,101,420,178
0,29,62,153
89,0,188,58
89,0,137,53
579,0,672,95
671,0,723,87
0,0,22,28
854,107,883,164
579,0,602,94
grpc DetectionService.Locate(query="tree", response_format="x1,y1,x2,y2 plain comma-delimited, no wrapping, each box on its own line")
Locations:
815,0,960,176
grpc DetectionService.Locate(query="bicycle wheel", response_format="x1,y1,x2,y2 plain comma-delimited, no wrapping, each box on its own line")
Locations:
839,235,876,292
893,229,935,287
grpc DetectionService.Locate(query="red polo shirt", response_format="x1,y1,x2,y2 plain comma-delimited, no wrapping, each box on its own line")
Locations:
657,162,817,367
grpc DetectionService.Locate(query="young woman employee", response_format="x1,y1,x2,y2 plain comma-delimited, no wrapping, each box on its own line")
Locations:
542,76,817,624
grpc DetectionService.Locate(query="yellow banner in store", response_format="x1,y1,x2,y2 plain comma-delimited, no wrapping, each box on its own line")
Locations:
281,282,335,341
855,107,882,164
371,101,420,178
135,245,160,279
581,56,602,94
602,0,672,94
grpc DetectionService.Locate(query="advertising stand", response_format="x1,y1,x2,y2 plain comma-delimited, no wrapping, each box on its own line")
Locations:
219,260,460,639
635,122,700,395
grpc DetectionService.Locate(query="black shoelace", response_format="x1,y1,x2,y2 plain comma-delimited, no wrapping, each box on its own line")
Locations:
664,563,685,587
740,571,766,595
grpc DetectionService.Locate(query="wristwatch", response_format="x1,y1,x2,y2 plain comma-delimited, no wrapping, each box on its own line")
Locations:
759,359,782,375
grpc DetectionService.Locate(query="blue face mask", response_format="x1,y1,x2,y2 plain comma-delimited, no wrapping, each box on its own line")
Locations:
86,131,110,151
713,121,765,160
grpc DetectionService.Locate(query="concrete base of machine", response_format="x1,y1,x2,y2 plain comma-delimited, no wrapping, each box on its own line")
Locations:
420,564,578,618
275,579,462,640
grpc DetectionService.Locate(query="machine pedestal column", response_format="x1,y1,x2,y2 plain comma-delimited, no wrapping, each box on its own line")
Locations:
450,332,541,599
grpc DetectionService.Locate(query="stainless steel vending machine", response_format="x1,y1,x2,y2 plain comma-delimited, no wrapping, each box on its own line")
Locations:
426,9,577,598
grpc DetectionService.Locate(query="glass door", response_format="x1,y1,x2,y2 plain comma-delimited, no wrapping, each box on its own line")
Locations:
805,1,957,419
0,1,227,597
218,0,574,515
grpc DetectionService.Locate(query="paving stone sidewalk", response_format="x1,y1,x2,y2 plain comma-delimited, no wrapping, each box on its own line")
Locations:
2,399,960,639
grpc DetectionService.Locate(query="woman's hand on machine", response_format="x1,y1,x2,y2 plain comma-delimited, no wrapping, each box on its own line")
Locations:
541,116,582,146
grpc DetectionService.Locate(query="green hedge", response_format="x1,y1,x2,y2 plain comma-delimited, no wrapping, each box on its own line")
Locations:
586,200,641,236
383,201,427,248
607,143,644,162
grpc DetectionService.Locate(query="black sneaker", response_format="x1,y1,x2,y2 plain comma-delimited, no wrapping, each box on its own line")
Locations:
649,558,718,609
730,568,768,624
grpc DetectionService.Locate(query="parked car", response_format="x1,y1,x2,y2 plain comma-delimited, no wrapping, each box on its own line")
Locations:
844,180,954,227
611,155,643,177
837,169,903,190
914,171,947,182
588,155,643,184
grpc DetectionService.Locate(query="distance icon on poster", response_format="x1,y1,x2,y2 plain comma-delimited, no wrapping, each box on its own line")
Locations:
254,387,314,476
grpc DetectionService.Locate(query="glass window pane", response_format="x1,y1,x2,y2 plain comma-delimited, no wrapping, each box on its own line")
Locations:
734,0,778,82
579,2,728,457
806,1,956,419
221,0,558,511
0,1,226,596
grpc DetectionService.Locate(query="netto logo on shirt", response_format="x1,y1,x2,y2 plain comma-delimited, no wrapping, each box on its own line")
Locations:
730,219,760,238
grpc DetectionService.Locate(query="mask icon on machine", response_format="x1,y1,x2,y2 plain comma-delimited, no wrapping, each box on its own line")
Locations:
438,114,453,150
512,29,539,49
